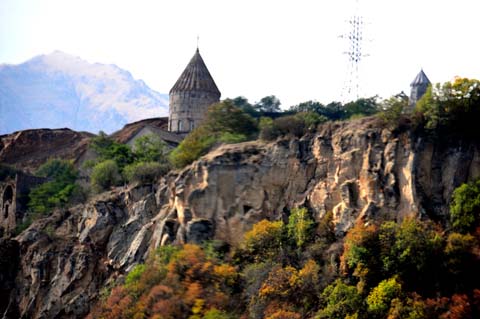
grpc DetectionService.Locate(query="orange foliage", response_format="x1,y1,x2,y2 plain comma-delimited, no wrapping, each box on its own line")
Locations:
259,266,297,298
340,222,378,275
265,309,301,319
94,243,241,319
441,294,471,319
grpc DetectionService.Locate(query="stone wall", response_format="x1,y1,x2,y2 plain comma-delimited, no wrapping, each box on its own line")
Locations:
168,91,219,133
409,83,429,107
0,173,46,235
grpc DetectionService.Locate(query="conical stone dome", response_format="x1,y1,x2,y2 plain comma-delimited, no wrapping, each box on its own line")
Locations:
410,69,431,87
409,69,431,109
170,49,220,96
168,49,221,133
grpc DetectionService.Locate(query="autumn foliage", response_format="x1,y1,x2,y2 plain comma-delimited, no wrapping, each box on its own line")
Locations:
91,193,480,319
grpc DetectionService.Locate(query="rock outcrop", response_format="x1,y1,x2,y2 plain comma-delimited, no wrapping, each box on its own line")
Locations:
0,128,93,173
2,117,480,318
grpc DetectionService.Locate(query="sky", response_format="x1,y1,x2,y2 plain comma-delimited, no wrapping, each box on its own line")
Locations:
1,0,480,108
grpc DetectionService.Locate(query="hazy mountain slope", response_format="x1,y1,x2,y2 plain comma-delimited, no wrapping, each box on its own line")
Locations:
0,51,168,134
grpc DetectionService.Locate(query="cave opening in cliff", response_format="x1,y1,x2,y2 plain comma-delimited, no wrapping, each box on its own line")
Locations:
2,185,13,219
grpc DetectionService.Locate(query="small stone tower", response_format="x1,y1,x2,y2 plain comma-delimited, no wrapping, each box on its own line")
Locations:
409,69,431,107
168,48,221,133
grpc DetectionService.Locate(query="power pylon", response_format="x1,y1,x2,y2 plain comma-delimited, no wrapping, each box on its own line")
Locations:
340,0,368,103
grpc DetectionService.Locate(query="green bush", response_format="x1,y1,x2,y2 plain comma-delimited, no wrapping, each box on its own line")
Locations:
417,77,480,137
317,280,362,319
123,161,169,184
125,264,146,287
132,134,170,163
367,277,402,317
287,207,315,248
169,126,216,168
91,160,121,191
169,101,258,168
89,131,135,170
260,112,327,141
378,96,408,129
28,159,79,215
450,179,480,233
344,97,380,119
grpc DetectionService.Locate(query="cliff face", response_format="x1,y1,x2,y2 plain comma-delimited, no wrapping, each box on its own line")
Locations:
2,117,480,318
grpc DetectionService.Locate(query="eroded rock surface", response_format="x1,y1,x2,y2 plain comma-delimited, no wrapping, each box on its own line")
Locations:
4,117,480,318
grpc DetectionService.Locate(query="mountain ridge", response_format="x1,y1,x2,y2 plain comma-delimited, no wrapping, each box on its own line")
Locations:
0,51,168,135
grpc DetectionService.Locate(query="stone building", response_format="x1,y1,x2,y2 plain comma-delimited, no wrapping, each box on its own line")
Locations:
409,69,431,108
0,173,46,235
168,48,221,133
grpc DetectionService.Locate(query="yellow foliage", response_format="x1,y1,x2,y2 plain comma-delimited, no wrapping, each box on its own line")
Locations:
214,264,238,286
244,219,284,258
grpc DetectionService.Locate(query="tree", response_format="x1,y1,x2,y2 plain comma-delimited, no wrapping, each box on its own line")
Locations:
378,95,408,129
254,95,281,113
289,101,324,114
229,96,257,116
344,97,379,118
28,159,79,214
244,220,284,261
317,280,362,319
132,134,170,164
169,101,258,168
322,102,347,121
367,277,402,318
287,207,315,249
91,160,121,191
204,100,258,137
417,77,480,136
89,131,135,170
123,161,169,184
450,179,480,233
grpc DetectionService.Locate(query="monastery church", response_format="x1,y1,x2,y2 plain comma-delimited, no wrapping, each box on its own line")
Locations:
0,49,431,235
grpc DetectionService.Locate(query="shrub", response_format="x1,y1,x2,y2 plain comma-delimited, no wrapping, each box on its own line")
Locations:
169,101,258,168
378,96,408,129
123,161,169,184
244,220,285,260
450,179,480,233
91,160,121,191
287,207,315,248
317,280,362,319
344,97,380,118
204,100,258,136
90,131,135,170
169,126,216,168
125,264,146,287
367,277,402,317
28,159,79,215
417,77,480,137
132,134,170,163
260,112,327,141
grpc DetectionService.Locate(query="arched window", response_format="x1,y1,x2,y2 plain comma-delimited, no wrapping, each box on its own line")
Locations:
178,120,183,132
190,120,195,131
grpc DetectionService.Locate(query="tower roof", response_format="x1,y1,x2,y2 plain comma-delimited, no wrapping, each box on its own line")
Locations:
410,69,431,86
170,49,220,96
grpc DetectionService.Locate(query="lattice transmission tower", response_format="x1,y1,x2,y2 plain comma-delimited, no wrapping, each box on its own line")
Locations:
340,0,369,103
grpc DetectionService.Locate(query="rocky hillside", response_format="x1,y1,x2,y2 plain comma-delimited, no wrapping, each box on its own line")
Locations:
1,117,479,318
0,51,169,135
0,128,94,173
